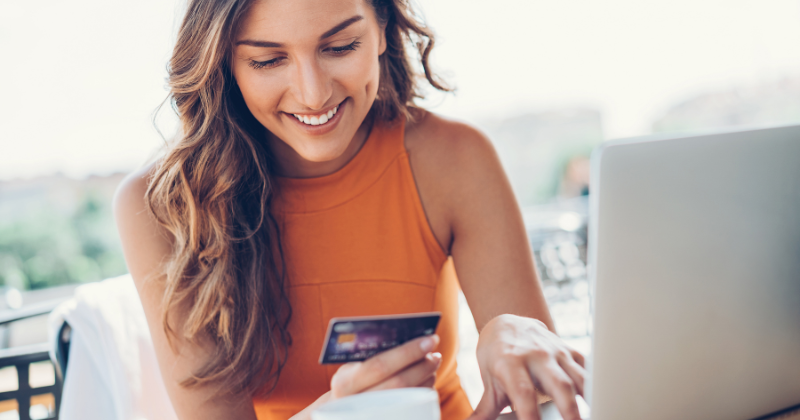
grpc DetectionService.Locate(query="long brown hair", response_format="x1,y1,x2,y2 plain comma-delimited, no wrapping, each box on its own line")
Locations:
146,0,450,398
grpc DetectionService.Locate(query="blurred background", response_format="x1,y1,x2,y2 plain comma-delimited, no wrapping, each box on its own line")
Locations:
1,0,800,413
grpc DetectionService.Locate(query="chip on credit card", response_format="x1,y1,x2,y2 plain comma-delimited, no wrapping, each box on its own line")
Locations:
319,312,441,364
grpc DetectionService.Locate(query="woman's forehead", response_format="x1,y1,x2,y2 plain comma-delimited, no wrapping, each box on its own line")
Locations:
238,0,375,43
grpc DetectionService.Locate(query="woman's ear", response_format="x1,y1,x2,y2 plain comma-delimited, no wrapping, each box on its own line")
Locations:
378,23,387,55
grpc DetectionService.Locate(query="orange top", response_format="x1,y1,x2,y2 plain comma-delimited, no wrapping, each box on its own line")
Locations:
252,116,472,420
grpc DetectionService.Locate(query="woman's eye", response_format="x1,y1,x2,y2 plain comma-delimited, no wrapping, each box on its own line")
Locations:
248,57,284,70
247,41,360,70
328,40,361,55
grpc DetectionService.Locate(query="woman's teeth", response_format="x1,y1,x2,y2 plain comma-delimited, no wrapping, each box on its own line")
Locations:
292,105,338,126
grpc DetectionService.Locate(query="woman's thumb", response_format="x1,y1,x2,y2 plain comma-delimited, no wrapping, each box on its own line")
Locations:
467,390,503,420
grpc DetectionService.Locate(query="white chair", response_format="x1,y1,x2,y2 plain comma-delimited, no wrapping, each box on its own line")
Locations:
48,275,177,420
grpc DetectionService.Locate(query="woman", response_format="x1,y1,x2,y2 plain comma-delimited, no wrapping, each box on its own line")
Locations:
114,0,586,419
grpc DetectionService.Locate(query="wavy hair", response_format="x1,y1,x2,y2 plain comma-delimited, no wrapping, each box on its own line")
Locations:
145,0,450,398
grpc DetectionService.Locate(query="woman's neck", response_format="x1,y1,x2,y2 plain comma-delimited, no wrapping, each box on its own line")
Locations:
267,115,374,179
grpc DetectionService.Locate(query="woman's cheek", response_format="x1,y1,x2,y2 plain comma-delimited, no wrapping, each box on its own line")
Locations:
241,73,287,123
338,54,380,91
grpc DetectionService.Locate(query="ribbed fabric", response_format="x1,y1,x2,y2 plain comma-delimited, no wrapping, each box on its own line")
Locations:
252,117,472,420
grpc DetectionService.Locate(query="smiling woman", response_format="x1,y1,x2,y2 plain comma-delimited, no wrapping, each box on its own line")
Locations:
230,1,446,176
113,0,586,420
232,4,384,173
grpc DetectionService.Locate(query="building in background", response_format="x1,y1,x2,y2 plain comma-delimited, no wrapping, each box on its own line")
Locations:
479,107,604,206
653,75,800,133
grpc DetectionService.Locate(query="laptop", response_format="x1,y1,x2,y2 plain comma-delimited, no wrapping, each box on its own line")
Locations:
503,124,800,420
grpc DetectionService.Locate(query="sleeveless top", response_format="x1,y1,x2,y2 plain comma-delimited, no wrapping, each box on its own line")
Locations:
252,116,473,420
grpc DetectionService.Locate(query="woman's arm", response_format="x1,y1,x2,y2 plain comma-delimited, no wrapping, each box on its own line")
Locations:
114,165,259,420
406,111,553,329
406,110,585,420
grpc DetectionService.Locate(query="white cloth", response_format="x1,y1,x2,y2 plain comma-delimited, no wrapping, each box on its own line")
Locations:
48,274,178,420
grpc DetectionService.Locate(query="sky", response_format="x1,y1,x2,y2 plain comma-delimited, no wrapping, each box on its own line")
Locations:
1,0,799,180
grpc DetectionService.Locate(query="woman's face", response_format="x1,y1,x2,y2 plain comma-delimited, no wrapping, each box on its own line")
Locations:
232,0,385,173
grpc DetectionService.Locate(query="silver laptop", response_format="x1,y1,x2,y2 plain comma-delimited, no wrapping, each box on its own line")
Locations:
501,124,800,420
586,124,800,419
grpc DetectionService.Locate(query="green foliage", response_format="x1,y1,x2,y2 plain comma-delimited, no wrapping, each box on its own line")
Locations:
0,192,127,290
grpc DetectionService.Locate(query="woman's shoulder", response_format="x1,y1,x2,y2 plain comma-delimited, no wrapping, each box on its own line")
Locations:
404,107,495,159
404,108,502,184
402,108,510,250
112,161,173,263
113,161,159,220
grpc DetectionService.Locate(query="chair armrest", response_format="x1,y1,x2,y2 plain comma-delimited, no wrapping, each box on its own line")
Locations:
0,299,70,327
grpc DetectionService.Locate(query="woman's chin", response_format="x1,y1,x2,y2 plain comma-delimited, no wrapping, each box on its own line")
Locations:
296,144,350,164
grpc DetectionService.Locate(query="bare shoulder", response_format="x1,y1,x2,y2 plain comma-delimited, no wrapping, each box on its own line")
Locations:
112,161,172,286
404,108,506,202
113,162,156,219
403,108,511,252
404,108,498,169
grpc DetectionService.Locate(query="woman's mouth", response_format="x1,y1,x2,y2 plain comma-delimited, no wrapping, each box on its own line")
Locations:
285,99,346,135
291,104,339,126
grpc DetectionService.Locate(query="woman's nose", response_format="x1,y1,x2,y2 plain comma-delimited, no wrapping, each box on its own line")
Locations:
292,57,332,111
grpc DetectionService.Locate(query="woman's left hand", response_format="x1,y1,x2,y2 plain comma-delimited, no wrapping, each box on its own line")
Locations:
468,314,586,420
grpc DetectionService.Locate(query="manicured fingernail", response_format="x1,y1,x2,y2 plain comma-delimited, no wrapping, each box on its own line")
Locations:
421,335,437,352
431,352,442,362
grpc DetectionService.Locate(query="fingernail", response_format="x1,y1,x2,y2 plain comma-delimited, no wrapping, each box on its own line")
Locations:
431,352,442,362
420,335,437,352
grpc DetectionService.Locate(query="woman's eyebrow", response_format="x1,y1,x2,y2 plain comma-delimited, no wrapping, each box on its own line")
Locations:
319,15,364,40
236,39,282,48
235,15,365,48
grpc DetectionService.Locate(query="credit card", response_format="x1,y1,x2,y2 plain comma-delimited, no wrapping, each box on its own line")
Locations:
318,312,441,364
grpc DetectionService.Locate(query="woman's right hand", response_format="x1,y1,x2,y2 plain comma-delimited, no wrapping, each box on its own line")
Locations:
330,334,442,397
291,335,442,419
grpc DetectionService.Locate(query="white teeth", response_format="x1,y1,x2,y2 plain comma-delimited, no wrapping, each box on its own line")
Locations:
292,104,339,126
